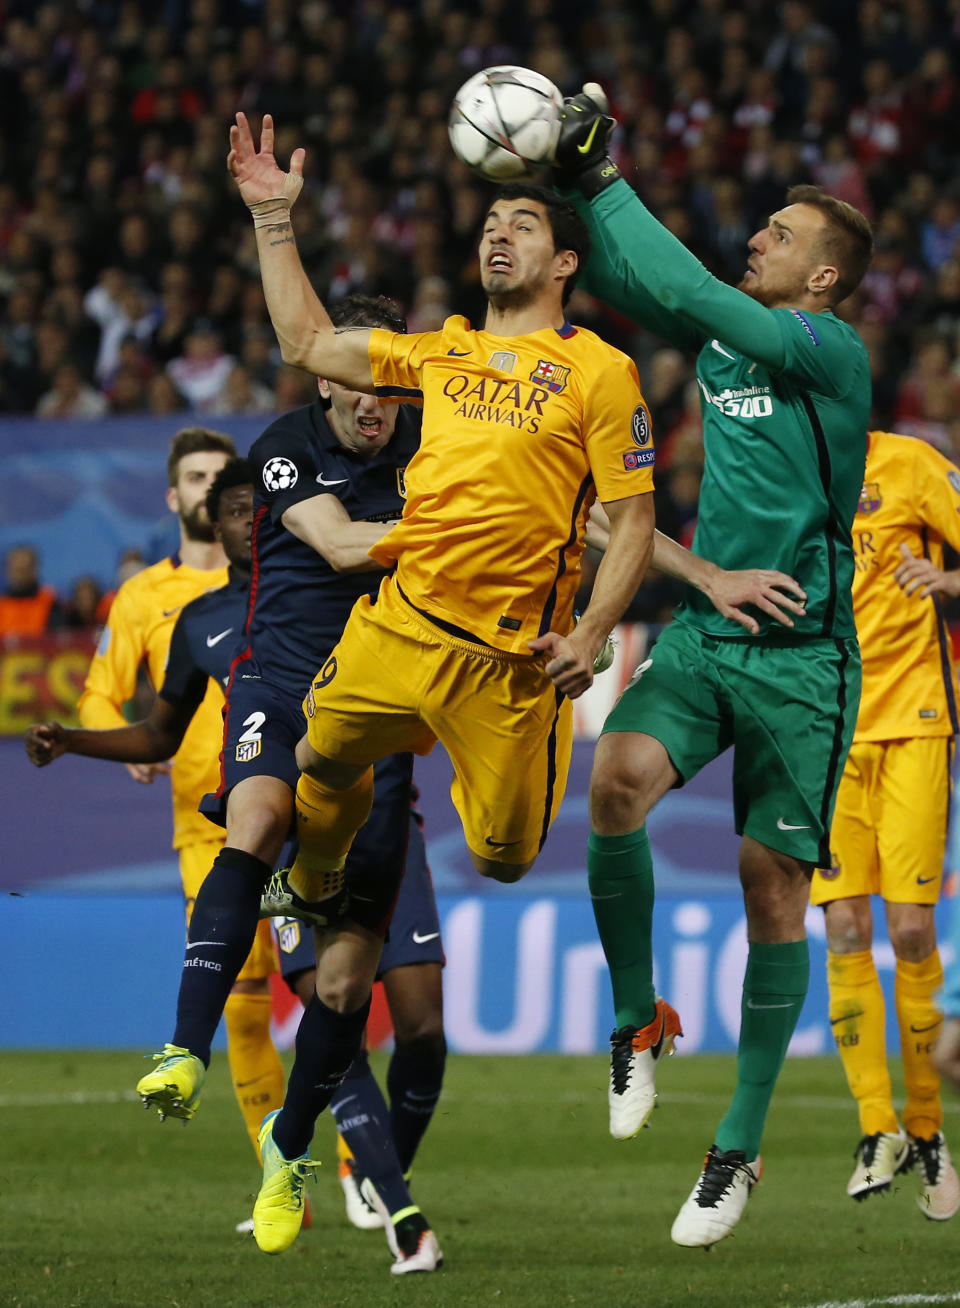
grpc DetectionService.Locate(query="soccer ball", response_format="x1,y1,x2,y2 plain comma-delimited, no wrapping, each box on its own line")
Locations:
448,65,563,181
262,456,298,492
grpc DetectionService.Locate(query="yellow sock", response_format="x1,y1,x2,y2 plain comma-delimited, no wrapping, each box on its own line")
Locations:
337,1133,354,1165
289,768,374,901
223,991,286,1160
827,949,898,1135
896,950,944,1139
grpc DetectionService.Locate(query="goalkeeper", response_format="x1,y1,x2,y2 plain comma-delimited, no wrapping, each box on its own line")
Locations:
553,86,874,1248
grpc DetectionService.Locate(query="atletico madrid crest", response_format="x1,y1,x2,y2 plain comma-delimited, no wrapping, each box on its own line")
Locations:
529,359,570,393
236,739,262,762
857,482,881,514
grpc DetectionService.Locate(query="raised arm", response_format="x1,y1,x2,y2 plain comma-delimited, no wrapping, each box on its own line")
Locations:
228,112,374,390
554,89,785,370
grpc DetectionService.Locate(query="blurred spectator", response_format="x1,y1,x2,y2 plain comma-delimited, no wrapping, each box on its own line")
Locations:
35,362,109,418
51,576,111,630
921,196,960,273
0,545,62,637
166,319,235,410
209,363,275,415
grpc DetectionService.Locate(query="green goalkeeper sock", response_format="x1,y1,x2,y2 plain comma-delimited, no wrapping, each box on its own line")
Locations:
714,940,810,1161
587,826,656,1031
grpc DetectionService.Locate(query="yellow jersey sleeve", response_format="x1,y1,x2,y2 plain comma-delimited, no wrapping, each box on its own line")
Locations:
368,327,444,403
78,579,145,730
917,441,960,552
582,357,655,503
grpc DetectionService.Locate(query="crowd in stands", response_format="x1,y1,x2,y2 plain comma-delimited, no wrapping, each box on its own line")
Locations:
2,0,960,628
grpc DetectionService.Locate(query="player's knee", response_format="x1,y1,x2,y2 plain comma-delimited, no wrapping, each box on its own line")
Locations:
823,899,872,954
295,734,365,789
470,851,534,882
888,916,937,962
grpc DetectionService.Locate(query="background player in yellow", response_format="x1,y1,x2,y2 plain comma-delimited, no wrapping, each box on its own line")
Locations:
209,111,656,1259
811,429,960,1220
78,427,285,1205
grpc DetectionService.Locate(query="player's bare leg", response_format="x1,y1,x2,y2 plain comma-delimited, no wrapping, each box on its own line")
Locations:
673,837,810,1247
589,731,682,1138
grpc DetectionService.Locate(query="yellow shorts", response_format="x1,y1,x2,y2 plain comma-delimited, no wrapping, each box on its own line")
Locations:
178,838,278,980
303,576,573,867
810,736,953,906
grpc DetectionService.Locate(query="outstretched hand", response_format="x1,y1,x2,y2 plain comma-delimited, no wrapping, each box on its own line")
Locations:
227,112,305,210
704,568,807,635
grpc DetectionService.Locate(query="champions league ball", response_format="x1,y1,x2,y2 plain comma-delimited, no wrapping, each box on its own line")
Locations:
448,65,564,181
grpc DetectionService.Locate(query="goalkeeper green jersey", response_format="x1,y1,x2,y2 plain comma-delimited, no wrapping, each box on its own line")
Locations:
567,179,871,641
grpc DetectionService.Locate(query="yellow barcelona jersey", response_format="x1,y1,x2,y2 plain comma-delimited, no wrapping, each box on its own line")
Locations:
852,430,960,741
366,315,653,653
78,555,229,849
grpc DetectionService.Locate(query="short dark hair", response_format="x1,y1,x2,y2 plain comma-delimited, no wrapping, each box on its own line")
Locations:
206,457,253,523
329,294,407,334
319,295,407,409
485,183,591,306
785,184,874,306
166,426,237,485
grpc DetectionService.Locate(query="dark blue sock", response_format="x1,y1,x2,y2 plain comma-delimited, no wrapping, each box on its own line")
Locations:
274,994,370,1160
172,847,269,1065
331,1049,415,1218
388,1034,447,1174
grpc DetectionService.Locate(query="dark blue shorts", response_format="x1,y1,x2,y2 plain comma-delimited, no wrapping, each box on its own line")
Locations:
200,673,305,826
274,799,443,987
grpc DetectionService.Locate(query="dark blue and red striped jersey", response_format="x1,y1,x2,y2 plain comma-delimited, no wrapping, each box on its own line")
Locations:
240,400,421,695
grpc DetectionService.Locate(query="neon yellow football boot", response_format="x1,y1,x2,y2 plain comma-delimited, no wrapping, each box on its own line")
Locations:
136,1043,205,1122
253,1110,321,1254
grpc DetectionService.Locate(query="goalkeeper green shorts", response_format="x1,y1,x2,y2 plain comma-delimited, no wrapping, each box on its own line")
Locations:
601,619,861,865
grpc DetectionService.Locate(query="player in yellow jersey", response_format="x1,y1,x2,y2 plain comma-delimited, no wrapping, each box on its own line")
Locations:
167,112,656,1263
811,429,960,1220
79,427,285,1220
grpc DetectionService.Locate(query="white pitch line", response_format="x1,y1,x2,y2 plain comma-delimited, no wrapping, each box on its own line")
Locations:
0,1089,141,1108
790,1295,960,1308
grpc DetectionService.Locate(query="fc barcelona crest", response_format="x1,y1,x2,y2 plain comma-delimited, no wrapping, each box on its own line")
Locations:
857,482,881,515
529,359,570,393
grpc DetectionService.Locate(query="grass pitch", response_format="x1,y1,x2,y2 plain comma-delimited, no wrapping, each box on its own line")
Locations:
2,1051,960,1308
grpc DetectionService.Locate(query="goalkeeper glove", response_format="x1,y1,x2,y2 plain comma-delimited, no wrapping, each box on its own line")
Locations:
552,83,620,200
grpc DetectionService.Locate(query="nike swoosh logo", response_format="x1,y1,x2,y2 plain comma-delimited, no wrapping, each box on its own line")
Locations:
748,999,795,1010
910,1020,942,1033
484,836,523,848
236,1074,268,1088
447,348,471,357
412,931,440,944
577,118,601,155
316,473,348,486
830,1010,865,1025
185,941,227,950
206,628,233,648
650,1010,667,1059
711,339,736,360
777,818,810,831
330,1095,356,1115
162,607,182,618
917,875,938,885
